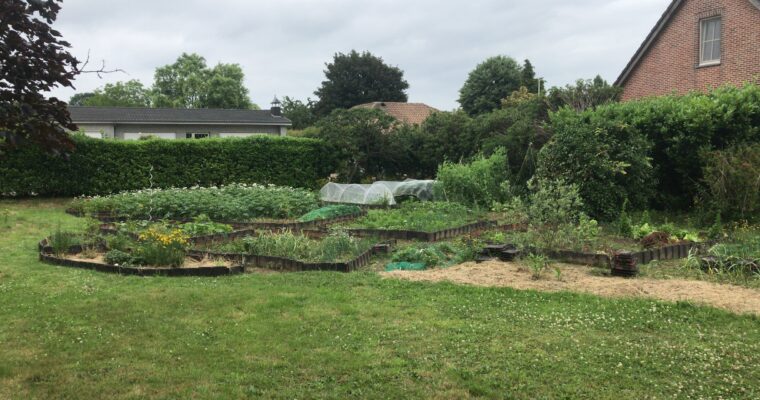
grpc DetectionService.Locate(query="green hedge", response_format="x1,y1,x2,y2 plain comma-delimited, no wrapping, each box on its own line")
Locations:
0,135,337,197
541,83,760,216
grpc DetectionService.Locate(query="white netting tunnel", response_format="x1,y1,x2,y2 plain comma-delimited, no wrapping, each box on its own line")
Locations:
320,180,436,205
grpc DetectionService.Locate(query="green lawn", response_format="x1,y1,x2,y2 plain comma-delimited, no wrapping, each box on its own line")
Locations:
0,200,759,399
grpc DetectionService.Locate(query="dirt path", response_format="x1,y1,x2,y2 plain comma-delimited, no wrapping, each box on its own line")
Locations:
382,261,760,315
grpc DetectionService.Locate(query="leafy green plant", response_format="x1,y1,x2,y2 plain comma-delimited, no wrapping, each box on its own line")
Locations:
297,205,362,223
106,233,135,253
180,214,233,237
349,201,483,232
48,224,78,256
1,208,10,227
617,199,633,238
524,253,550,280
135,227,188,267
434,149,513,208
70,183,320,222
104,250,135,266
210,230,373,263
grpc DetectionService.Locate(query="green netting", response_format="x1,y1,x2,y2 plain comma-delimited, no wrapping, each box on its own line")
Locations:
385,262,426,272
297,204,362,222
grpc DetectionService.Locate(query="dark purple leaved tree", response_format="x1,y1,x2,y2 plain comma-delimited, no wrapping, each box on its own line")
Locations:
1,0,81,153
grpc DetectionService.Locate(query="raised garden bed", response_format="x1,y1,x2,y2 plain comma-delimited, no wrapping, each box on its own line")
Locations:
347,220,498,242
190,230,391,272
495,241,713,267
73,208,366,232
38,239,243,277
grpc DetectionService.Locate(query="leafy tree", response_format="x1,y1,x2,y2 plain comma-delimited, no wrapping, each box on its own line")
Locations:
520,59,539,93
152,53,251,109
1,0,79,153
547,75,621,111
205,63,252,109
315,108,400,182
314,50,409,116
69,92,96,106
537,107,654,220
80,80,151,107
282,96,318,129
459,56,522,116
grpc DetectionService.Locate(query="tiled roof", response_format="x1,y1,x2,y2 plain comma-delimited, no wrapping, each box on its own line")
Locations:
353,102,439,125
67,106,291,125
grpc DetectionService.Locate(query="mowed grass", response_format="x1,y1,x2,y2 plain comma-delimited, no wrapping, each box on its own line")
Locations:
0,200,759,399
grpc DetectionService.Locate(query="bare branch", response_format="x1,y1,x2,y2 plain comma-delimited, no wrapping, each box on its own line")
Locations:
76,49,126,78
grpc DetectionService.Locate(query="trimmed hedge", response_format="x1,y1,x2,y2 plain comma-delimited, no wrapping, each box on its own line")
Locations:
0,135,337,197
540,83,760,216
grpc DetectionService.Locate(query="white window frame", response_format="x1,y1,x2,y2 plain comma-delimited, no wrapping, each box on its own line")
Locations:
699,17,721,66
186,132,210,139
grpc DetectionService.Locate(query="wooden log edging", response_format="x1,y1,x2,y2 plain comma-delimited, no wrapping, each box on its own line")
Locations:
188,242,392,273
345,220,515,242
38,239,244,277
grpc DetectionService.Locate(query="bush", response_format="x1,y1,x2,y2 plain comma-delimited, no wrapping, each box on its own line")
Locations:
699,144,760,222
434,149,512,208
349,202,482,232
550,83,760,212
0,135,336,197
538,106,653,220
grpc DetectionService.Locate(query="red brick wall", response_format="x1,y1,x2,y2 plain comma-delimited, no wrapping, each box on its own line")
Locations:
620,0,760,101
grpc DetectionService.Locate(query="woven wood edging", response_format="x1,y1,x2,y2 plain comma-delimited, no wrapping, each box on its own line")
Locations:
38,239,244,277
188,241,393,273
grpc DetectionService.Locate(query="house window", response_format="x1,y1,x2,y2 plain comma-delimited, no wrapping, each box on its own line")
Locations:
699,17,721,65
186,133,210,139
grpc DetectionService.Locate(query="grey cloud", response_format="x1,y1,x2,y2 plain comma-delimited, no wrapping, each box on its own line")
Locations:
50,0,671,110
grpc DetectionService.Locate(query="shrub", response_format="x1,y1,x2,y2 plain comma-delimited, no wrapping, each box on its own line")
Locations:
538,106,653,220
699,144,760,222
104,249,135,266
548,83,760,212
434,149,512,208
0,135,336,197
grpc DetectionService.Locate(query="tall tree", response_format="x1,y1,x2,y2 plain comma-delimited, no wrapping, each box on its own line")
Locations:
547,75,622,111
282,96,318,130
205,63,252,109
69,92,96,106
520,59,539,93
0,0,80,152
151,53,251,109
314,50,409,116
459,56,523,116
79,80,151,107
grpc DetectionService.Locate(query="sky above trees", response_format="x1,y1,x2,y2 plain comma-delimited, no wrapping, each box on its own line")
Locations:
48,0,671,110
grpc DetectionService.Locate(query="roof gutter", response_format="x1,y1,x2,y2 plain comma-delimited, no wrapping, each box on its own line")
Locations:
73,121,292,126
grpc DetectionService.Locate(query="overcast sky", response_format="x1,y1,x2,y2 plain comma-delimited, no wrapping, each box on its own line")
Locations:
48,0,671,110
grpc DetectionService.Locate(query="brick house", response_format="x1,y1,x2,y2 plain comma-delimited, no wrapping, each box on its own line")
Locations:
616,0,760,101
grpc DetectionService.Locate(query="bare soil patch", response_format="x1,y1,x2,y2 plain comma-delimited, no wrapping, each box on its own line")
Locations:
383,260,760,315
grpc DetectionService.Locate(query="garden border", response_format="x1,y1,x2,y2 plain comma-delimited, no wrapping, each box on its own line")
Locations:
67,208,366,231
346,221,524,242
188,242,394,273
519,241,715,267
38,239,244,277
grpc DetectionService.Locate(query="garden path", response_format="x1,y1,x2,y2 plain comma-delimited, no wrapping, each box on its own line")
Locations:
383,261,760,315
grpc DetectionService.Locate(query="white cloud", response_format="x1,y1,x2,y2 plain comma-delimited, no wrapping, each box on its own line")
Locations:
50,0,671,110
